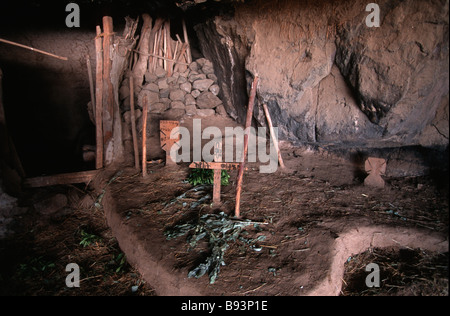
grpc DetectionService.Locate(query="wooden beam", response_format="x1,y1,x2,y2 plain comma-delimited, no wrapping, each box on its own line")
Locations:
24,170,99,188
262,103,285,169
189,161,242,170
235,74,259,218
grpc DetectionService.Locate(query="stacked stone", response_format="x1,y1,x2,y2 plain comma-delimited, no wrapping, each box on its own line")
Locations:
120,57,227,122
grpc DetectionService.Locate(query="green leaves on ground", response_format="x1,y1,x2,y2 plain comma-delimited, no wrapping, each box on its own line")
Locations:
165,212,255,284
187,168,230,186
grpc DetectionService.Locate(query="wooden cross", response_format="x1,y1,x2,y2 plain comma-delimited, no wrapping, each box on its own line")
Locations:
364,157,386,188
160,120,180,166
189,142,242,205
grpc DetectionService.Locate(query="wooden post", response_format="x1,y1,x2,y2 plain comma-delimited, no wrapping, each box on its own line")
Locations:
213,141,222,204
262,103,285,169
142,96,148,178
235,74,259,218
102,16,114,165
129,76,139,170
94,26,104,170
160,120,180,166
24,170,99,188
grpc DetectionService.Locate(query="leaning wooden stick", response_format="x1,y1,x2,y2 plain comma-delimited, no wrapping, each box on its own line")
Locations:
142,96,149,177
262,103,285,169
235,74,259,218
0,38,68,61
129,76,140,170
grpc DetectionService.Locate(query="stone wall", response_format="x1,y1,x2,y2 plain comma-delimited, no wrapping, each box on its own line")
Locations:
119,56,229,161
120,57,227,119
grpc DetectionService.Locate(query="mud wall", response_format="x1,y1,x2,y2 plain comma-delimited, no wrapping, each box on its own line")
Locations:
194,0,449,149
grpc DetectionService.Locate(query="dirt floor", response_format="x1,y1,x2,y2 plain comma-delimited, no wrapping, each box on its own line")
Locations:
0,184,156,296
1,117,448,296
98,146,448,296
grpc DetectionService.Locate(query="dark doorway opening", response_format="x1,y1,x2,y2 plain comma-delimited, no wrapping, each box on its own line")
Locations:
1,61,95,177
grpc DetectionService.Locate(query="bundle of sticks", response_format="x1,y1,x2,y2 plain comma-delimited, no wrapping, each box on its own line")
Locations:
132,15,192,79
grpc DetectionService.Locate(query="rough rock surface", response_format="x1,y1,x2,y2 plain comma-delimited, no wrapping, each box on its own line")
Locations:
195,0,449,148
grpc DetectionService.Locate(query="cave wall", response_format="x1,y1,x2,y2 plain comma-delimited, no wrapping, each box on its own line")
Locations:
0,29,96,175
194,0,449,149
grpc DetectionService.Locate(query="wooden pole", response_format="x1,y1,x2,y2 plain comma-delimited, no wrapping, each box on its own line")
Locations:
102,16,114,165
262,103,285,169
213,141,222,204
94,26,104,170
86,55,96,114
0,37,68,61
24,170,99,188
142,96,148,178
234,74,259,218
129,76,140,170
163,23,167,71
